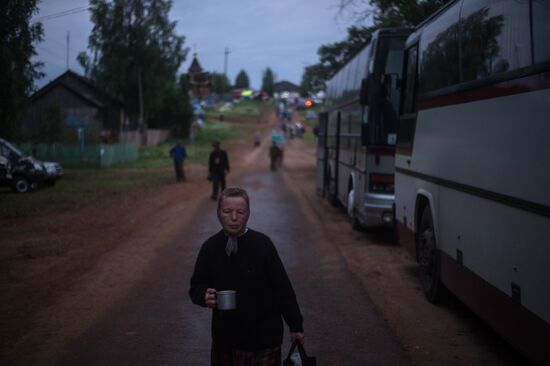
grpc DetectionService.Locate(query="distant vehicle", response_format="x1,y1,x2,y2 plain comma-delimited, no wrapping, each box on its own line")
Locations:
296,99,314,110
305,110,317,120
316,27,412,230
0,137,63,193
394,1,549,364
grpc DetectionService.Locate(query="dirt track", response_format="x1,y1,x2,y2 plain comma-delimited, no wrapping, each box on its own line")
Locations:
0,109,528,365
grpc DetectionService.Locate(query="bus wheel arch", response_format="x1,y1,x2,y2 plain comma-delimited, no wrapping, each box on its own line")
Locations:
416,197,446,303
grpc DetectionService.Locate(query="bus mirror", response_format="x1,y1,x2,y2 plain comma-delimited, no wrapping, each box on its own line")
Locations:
361,123,369,146
360,78,369,105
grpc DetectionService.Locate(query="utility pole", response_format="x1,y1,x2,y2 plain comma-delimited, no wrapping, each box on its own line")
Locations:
223,47,230,77
66,31,70,70
223,47,230,96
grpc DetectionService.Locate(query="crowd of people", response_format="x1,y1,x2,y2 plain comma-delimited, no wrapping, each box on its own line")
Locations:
169,99,309,191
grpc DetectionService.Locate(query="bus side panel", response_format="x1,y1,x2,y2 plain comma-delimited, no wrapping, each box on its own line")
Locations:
439,187,550,365
408,87,550,365
439,186,550,327
394,167,417,256
412,89,550,207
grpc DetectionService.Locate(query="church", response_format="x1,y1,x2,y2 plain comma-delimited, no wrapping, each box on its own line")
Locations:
186,53,212,100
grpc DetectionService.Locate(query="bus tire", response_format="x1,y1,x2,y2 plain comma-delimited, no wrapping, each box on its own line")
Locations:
351,208,362,231
418,207,446,303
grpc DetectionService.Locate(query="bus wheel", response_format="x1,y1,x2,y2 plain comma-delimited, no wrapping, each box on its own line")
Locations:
418,207,445,303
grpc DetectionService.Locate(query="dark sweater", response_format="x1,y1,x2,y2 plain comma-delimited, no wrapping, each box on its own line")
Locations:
208,149,229,174
189,229,303,351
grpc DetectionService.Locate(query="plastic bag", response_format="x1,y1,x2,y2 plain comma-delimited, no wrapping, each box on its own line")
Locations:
283,340,316,366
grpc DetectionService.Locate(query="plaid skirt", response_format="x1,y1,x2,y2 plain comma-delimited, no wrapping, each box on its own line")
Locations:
211,343,282,366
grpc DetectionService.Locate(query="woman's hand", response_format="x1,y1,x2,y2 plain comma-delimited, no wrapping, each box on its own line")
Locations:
290,332,305,344
205,288,217,308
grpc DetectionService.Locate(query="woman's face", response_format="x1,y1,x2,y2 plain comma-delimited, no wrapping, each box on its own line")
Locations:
218,196,249,236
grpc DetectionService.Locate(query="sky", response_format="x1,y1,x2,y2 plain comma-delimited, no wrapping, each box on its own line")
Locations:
32,0,365,90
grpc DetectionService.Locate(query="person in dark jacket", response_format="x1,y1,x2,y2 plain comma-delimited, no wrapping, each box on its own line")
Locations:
189,187,304,366
208,141,230,200
170,140,187,182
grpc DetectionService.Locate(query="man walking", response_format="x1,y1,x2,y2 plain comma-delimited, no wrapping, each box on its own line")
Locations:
170,140,187,182
189,187,305,366
208,141,230,200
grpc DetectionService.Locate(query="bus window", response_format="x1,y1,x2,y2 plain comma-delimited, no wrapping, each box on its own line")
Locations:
460,0,531,82
418,1,461,94
533,0,550,63
402,46,418,115
397,45,418,150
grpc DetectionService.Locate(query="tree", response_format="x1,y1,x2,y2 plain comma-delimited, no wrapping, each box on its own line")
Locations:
211,72,231,95
301,0,447,93
338,0,446,27
0,0,44,140
318,25,374,78
261,67,275,96
234,69,250,89
299,25,373,96
148,75,193,136
300,64,328,97
78,0,189,129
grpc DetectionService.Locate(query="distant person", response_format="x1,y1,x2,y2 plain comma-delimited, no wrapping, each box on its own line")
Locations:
254,131,261,147
189,187,304,366
271,128,285,167
170,140,187,182
269,141,281,171
208,141,230,200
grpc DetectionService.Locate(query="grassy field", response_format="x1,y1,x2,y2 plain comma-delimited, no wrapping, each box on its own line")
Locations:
0,120,249,219
120,119,249,169
207,100,272,119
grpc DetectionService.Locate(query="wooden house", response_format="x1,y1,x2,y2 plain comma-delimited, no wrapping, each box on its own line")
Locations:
23,70,125,144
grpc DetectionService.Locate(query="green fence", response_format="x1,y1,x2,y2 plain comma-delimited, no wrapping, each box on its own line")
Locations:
20,143,139,168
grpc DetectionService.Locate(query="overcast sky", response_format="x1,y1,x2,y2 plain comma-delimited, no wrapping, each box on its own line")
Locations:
33,0,365,90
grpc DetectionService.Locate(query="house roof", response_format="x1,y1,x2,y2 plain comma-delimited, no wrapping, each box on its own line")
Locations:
30,70,123,108
274,80,300,93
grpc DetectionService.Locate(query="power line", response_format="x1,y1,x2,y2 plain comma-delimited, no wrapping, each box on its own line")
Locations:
45,34,81,54
36,44,66,62
33,5,90,22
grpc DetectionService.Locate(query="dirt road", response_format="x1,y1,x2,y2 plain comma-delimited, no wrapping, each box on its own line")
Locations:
1,110,528,365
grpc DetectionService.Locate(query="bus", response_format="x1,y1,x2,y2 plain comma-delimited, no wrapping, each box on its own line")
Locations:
317,28,411,229
394,0,550,364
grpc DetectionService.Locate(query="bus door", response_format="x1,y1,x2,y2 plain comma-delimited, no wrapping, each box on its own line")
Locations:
316,112,328,196
326,111,341,205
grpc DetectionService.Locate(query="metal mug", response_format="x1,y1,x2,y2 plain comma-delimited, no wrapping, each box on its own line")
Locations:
217,290,236,310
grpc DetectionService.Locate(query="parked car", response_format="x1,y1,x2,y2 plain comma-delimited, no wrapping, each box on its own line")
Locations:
0,137,63,193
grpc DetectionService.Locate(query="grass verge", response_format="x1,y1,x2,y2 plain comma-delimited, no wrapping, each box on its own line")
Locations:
0,120,249,219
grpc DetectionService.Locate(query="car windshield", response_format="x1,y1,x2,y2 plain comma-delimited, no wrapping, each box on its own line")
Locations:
3,140,25,157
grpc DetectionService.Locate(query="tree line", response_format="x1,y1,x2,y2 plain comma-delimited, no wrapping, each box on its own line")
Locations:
0,0,277,142
300,0,447,96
